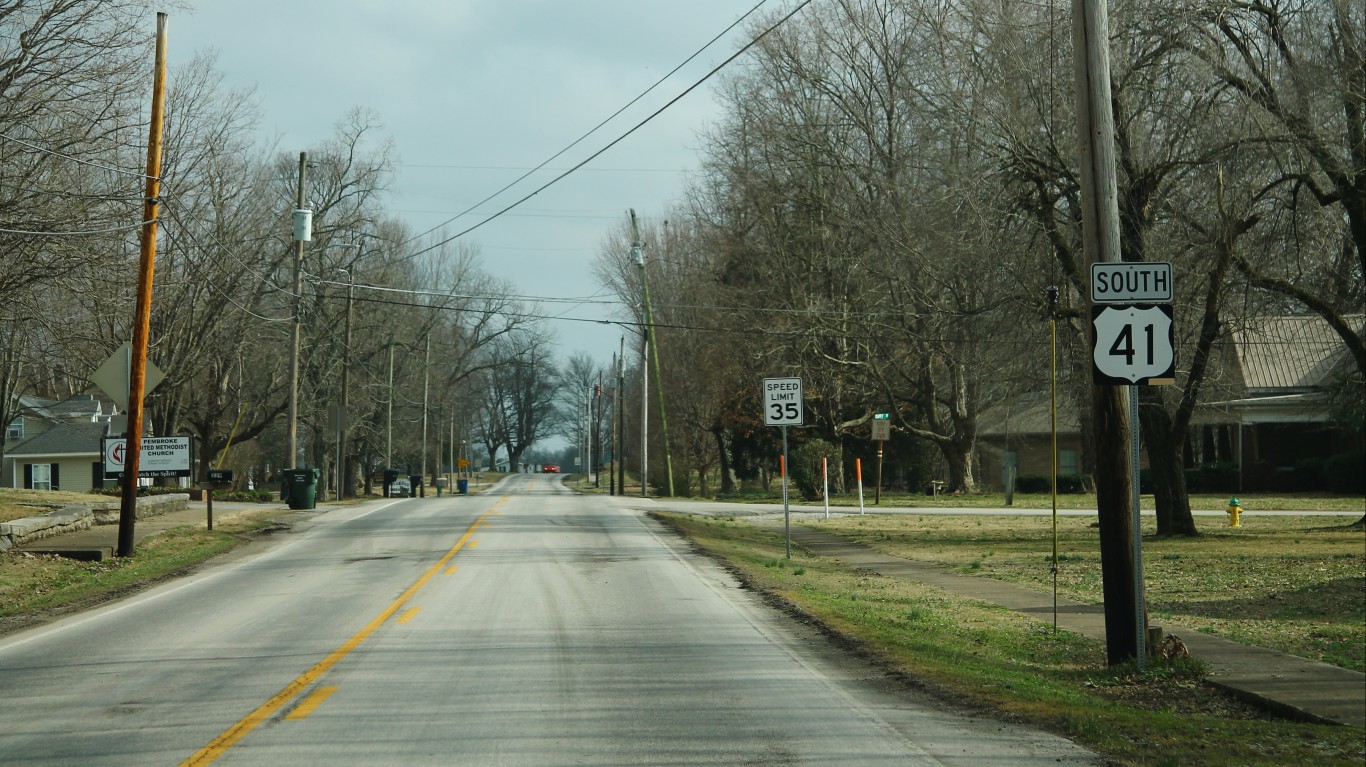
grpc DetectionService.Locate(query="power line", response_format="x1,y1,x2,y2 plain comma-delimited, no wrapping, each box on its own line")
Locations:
398,163,694,174
0,131,158,180
0,178,142,203
401,0,768,248
311,277,621,307
0,218,157,236
158,200,298,298
407,0,814,257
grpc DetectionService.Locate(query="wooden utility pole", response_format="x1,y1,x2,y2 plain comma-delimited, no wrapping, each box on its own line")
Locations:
341,263,354,497
631,209,675,496
117,13,169,558
640,328,649,497
617,335,626,495
287,152,307,470
609,352,617,496
1072,0,1139,665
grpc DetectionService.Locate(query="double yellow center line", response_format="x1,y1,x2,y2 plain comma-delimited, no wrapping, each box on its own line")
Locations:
180,499,503,766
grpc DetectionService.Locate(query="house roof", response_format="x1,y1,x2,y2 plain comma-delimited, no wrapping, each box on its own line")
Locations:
44,393,112,420
1195,392,1336,425
9,392,113,426
978,392,1082,437
8,421,108,458
1232,314,1361,393
14,393,58,412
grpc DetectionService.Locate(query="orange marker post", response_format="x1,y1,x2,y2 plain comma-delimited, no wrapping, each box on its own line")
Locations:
856,458,865,514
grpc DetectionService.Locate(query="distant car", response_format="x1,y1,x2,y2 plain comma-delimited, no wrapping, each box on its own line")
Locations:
542,464,560,473
389,478,412,496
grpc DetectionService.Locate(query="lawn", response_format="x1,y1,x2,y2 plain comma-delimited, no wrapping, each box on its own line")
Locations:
0,488,111,524
655,512,1366,767
807,512,1366,671
717,488,1366,512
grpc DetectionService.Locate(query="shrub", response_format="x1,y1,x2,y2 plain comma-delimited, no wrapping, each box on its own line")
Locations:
1015,474,1090,494
1324,451,1366,495
1057,474,1090,493
1184,461,1239,493
649,465,693,498
791,439,839,501
215,489,275,503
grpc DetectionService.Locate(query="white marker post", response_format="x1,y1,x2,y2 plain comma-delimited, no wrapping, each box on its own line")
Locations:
822,456,829,519
764,377,803,558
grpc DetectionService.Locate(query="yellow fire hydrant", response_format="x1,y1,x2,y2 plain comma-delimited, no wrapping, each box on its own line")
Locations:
1226,497,1242,527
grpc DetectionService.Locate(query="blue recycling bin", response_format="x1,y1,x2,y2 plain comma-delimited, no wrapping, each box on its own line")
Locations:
457,479,469,495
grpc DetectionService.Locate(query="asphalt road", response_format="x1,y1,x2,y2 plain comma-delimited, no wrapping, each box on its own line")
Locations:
0,474,1099,766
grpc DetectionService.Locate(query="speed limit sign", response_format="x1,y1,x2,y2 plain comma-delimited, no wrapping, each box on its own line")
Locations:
1092,304,1175,385
764,377,804,426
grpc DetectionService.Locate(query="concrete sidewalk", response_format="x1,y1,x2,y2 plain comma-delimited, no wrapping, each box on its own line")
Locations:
758,522,1365,728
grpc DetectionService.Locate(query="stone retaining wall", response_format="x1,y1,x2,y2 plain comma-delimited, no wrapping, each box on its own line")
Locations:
0,494,189,552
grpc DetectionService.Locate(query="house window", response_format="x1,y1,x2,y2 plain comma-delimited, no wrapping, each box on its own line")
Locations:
1059,449,1079,476
31,463,52,491
6,417,22,440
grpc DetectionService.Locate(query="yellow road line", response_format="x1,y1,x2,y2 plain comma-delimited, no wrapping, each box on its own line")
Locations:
180,499,505,766
444,565,459,575
397,607,421,624
284,686,338,721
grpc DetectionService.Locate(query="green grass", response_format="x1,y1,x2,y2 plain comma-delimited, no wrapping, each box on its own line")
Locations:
714,488,1366,512
655,512,1365,767
808,513,1366,672
0,526,242,619
0,508,286,623
0,488,113,524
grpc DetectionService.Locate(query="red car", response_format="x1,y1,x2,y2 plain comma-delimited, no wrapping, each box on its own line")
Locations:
542,464,560,473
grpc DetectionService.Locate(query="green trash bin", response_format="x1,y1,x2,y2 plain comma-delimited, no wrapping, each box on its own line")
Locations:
284,468,319,510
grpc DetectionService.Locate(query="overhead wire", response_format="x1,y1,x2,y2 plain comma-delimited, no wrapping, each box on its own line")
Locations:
0,131,158,180
0,218,157,236
407,0,814,257
401,0,770,249
158,199,300,298
155,203,296,322
338,290,1018,345
0,178,143,203
311,274,934,321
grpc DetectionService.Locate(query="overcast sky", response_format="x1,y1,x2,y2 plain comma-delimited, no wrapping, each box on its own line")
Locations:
170,1,783,367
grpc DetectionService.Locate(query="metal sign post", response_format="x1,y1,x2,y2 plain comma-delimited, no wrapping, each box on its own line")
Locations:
1091,264,1173,673
872,413,890,505
782,425,790,559
764,378,803,560
1131,385,1146,672
875,444,884,505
